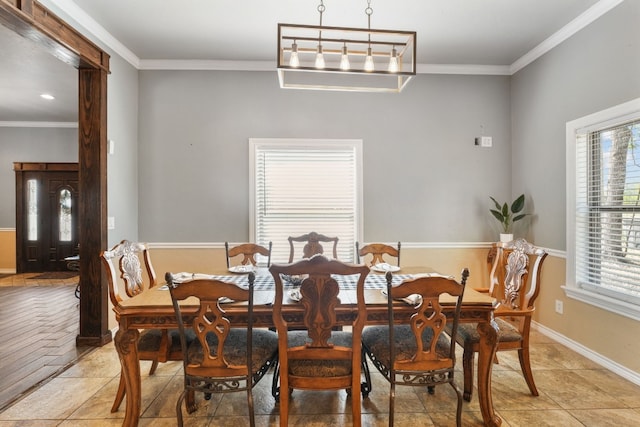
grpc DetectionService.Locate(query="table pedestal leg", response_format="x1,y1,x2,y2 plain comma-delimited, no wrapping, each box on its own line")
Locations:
115,327,140,427
476,319,502,427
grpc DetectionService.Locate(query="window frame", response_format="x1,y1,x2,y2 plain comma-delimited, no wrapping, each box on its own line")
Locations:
565,97,640,321
249,138,364,263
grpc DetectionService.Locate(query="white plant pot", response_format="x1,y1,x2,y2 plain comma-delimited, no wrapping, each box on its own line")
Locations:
499,233,513,243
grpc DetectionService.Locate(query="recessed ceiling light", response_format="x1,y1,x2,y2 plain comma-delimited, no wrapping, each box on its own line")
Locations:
40,93,55,100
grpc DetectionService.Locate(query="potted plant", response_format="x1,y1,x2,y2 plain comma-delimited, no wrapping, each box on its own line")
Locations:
489,194,527,242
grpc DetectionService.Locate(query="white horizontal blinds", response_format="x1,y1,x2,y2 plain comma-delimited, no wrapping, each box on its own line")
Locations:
255,142,358,263
576,118,640,302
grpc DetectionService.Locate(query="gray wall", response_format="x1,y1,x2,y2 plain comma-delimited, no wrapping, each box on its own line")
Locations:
138,71,511,243
6,0,636,252
0,127,77,227
104,52,139,247
511,0,640,250
39,0,141,247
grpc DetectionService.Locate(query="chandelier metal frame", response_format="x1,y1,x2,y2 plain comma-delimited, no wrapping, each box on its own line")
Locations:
276,1,416,93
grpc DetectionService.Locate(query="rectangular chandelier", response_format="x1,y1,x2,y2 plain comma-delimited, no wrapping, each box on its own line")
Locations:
277,23,416,93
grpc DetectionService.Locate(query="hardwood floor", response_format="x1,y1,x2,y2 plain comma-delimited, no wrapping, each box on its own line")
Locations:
0,273,91,411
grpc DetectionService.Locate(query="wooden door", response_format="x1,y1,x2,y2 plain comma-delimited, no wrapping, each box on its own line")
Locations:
15,163,80,273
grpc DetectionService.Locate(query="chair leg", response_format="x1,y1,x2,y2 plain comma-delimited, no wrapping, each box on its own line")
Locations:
279,382,289,427
185,389,197,413
389,381,395,427
450,381,463,427
247,386,256,427
361,348,372,399
271,360,280,401
176,389,186,427
462,346,475,402
110,370,126,412
518,347,539,396
148,359,159,375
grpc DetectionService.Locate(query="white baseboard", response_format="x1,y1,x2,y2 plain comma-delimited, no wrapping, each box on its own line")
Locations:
533,321,640,386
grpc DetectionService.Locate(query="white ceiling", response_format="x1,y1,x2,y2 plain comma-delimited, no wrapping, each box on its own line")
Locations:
0,0,621,123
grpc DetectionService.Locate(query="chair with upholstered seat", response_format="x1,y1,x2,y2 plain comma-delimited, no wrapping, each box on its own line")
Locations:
287,231,339,262
166,272,278,427
225,241,272,268
362,269,468,427
454,238,547,401
101,240,184,412
355,241,401,267
270,255,369,427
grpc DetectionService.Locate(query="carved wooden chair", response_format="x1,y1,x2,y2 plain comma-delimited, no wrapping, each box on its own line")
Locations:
355,241,401,267
166,272,278,427
269,255,369,427
101,240,184,412
362,269,468,427
225,241,272,267
287,231,339,262
454,238,547,401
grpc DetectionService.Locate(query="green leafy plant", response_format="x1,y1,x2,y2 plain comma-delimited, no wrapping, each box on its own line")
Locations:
489,194,527,233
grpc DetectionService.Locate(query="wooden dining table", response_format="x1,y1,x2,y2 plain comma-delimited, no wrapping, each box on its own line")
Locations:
113,266,502,427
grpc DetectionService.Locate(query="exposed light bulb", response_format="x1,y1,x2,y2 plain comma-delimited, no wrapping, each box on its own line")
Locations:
289,42,300,68
315,45,325,69
388,47,398,73
364,47,374,72
340,44,350,70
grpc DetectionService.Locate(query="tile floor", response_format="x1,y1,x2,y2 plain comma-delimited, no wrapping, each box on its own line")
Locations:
1,328,640,426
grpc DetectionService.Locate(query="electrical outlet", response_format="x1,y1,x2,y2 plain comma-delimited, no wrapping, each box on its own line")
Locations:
474,136,493,147
555,299,563,314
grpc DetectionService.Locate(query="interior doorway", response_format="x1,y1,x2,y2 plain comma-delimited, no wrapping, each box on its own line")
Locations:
14,163,79,273
3,0,112,346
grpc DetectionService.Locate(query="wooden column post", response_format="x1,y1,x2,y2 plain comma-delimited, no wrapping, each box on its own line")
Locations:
76,67,111,346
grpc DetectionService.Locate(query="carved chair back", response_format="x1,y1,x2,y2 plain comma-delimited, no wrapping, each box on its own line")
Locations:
489,238,548,314
167,273,254,378
101,240,156,306
386,269,468,372
287,231,339,263
355,242,401,266
225,242,272,267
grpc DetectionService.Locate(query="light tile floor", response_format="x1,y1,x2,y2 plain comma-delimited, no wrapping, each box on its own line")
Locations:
1,330,640,426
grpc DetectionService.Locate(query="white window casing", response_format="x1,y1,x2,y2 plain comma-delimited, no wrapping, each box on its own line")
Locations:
565,97,640,320
250,138,363,264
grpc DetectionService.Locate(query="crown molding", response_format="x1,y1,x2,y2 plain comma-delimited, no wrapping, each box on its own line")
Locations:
510,0,624,74
139,59,275,71
418,64,511,76
0,121,78,128
44,0,139,68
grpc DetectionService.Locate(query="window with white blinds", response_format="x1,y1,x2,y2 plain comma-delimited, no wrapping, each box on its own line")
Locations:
575,118,640,304
250,139,363,264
